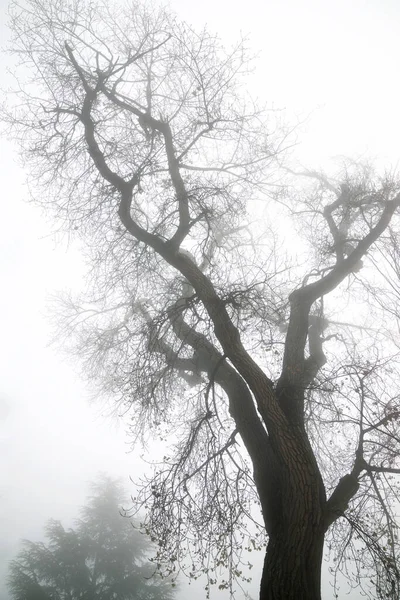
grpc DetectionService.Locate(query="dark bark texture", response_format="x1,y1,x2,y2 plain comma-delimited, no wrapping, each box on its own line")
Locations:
257,434,325,600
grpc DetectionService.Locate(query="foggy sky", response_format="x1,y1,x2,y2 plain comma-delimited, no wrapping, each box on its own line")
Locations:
2,0,400,598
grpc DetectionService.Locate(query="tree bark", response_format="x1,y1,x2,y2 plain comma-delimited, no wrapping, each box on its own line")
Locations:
258,463,325,600
256,418,326,600
260,525,324,600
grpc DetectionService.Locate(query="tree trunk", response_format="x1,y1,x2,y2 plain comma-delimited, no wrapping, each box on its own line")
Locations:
256,429,326,600
260,526,324,600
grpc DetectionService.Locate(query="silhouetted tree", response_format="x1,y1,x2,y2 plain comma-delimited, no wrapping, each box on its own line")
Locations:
3,1,400,598
7,477,176,600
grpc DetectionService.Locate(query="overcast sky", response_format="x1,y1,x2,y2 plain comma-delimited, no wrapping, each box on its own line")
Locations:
1,0,400,598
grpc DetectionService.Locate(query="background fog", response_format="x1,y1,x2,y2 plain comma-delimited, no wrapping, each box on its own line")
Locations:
2,0,400,598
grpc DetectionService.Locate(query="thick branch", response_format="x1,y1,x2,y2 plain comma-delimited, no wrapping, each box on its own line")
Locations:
99,84,191,248
162,124,191,248
166,255,294,442
302,194,400,302
324,473,360,531
277,194,400,424
365,464,400,475
322,184,352,263
324,453,366,530
65,50,168,254
275,295,312,423
303,321,327,385
65,42,92,93
65,42,132,193
165,298,270,455
162,298,284,530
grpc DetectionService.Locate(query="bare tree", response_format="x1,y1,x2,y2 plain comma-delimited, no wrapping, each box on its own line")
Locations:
3,1,400,599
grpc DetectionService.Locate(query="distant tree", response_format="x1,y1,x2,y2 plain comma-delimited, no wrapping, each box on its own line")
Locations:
3,1,400,599
7,477,176,600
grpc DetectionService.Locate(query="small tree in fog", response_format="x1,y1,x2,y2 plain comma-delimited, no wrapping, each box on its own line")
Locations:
4,0,400,598
7,477,176,600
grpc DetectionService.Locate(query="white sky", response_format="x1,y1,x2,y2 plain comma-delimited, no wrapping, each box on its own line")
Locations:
1,0,400,598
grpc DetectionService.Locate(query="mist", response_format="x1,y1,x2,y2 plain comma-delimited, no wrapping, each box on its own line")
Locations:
2,1,400,599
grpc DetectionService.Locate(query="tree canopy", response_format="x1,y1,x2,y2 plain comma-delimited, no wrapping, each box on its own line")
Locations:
3,0,400,598
7,476,176,600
